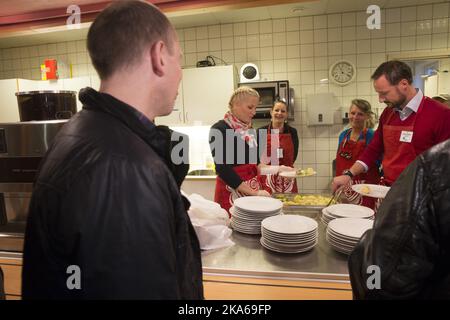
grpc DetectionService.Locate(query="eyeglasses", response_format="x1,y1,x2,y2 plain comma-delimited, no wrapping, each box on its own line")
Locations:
339,151,353,160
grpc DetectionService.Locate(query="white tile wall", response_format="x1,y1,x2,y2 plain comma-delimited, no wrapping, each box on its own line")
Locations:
2,2,450,192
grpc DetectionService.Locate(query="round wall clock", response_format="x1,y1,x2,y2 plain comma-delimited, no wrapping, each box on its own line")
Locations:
329,60,356,86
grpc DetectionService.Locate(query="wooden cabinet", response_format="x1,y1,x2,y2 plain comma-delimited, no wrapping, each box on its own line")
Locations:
156,65,235,126
0,257,22,300
203,274,352,300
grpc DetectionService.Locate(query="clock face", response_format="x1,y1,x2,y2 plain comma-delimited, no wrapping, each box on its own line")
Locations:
329,61,356,86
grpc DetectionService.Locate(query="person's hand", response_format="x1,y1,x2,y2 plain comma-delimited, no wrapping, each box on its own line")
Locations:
278,165,295,173
256,190,271,197
331,175,351,192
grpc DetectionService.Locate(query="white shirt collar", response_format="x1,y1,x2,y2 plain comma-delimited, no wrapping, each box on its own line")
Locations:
404,88,423,113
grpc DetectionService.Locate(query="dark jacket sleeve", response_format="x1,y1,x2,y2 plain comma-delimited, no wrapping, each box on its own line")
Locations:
348,154,439,299
290,126,299,163
0,267,5,300
209,122,242,189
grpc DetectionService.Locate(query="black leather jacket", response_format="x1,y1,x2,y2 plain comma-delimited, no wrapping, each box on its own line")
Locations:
349,138,450,299
22,88,203,299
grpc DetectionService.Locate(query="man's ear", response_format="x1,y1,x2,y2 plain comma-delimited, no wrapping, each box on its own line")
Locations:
150,40,165,77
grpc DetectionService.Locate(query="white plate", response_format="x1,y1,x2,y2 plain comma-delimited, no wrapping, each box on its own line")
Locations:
260,238,317,254
279,170,317,178
325,204,374,219
327,218,374,239
351,184,391,199
261,215,318,235
234,196,283,213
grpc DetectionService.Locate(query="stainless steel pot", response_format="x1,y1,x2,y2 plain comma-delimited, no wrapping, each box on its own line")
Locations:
15,90,77,121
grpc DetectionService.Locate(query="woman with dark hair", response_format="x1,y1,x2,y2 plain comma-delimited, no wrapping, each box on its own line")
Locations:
335,99,381,209
257,100,299,193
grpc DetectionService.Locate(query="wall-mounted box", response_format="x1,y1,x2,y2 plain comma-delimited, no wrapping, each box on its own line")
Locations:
306,93,340,126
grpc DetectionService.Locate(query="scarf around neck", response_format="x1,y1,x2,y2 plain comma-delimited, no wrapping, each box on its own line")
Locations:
223,111,257,147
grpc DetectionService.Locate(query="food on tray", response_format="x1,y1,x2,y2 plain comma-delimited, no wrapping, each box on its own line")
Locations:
360,185,371,194
274,194,333,206
295,167,316,177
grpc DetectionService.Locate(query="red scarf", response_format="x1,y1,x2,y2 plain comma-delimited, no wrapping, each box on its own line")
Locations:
223,111,257,147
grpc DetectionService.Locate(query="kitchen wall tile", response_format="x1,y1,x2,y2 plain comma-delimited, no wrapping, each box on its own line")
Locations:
273,32,287,46
371,38,385,53
209,38,221,51
273,45,287,59
314,29,327,43
185,28,196,40
260,60,274,74
356,40,371,54
299,16,313,30
401,21,416,36
386,8,401,24
357,68,371,82
356,54,371,68
300,57,314,71
356,25,370,40
260,20,272,34
208,25,220,38
286,17,299,31
342,12,356,27
328,42,342,56
328,28,342,42
273,59,287,73
247,34,259,48
416,35,432,50
432,33,448,49
234,36,247,49
300,30,313,44
221,50,234,63
301,71,315,84
286,45,300,59
247,48,260,61
355,11,366,27
316,150,330,163
56,42,67,54
342,40,356,55
417,5,433,20
314,43,328,57
273,19,286,33
433,3,449,19
38,45,47,56
260,47,273,60
313,57,328,70
401,6,416,22
11,48,20,59
260,34,273,47
386,23,401,37
328,14,342,28
314,16,327,29
197,39,208,52
19,47,29,58
286,31,300,45
221,37,234,50
246,21,259,35
220,24,233,37
233,49,247,62
287,58,301,72
176,29,184,41
342,27,356,41
401,36,416,51
433,18,448,34
185,40,197,53
288,71,301,85
28,46,38,57
416,20,432,35
370,27,386,39
386,37,401,52
184,53,197,67
233,22,246,36
274,72,288,81
300,44,314,57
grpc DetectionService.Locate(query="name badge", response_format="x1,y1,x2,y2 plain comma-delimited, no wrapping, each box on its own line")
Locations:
277,148,283,158
400,131,413,143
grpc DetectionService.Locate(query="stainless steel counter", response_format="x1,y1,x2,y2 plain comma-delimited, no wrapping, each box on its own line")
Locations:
202,217,350,283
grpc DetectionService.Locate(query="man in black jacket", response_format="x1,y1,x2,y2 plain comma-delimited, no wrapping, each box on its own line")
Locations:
22,1,203,299
349,138,450,299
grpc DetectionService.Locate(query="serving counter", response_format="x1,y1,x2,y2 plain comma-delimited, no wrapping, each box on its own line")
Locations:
0,216,352,300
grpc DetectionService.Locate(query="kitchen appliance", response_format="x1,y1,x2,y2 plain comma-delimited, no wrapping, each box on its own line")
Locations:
15,90,77,121
0,120,66,251
239,63,260,83
238,80,294,120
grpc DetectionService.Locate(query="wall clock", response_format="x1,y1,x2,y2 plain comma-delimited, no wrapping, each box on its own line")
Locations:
329,60,356,86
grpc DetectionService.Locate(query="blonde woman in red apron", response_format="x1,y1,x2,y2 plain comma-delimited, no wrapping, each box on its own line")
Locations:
335,99,381,209
257,101,299,193
209,87,290,215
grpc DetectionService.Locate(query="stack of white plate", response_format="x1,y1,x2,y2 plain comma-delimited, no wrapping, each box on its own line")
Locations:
260,215,318,253
326,218,374,255
321,204,374,226
230,196,282,234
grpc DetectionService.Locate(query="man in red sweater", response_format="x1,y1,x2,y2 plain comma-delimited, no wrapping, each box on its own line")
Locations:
333,60,450,190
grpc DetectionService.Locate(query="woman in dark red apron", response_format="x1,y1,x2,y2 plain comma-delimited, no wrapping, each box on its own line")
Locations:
335,99,381,209
209,87,273,215
257,101,299,193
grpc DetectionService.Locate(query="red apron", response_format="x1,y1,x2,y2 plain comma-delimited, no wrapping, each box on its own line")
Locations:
382,97,424,185
260,125,298,193
214,164,265,216
335,128,381,209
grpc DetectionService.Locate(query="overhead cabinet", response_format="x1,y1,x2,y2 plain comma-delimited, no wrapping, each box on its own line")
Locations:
156,65,236,126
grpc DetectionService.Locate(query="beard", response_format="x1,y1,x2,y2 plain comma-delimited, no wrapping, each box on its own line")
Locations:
385,94,407,110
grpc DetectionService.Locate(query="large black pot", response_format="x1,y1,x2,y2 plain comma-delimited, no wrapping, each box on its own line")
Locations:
15,91,77,121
